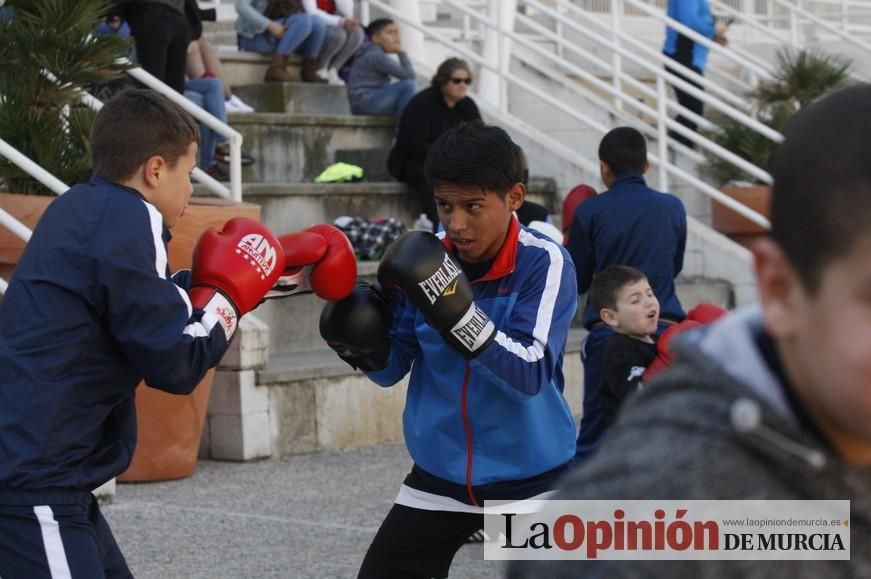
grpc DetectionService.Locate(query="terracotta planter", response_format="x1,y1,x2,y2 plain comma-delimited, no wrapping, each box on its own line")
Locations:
1,192,262,481
711,184,772,250
117,370,216,482
0,192,55,265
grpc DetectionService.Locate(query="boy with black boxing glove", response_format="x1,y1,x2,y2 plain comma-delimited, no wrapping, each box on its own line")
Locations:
320,121,578,579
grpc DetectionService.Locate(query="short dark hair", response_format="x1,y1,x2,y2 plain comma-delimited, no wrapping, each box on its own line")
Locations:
431,57,472,89
90,89,199,183
589,265,647,313
366,18,394,38
770,84,871,294
598,126,647,176
425,121,522,196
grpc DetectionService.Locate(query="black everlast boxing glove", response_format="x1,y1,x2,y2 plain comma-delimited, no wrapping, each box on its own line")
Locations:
377,231,495,358
319,281,393,371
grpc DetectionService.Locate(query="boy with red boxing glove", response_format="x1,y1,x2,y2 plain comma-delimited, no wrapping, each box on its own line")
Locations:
590,265,728,426
0,89,351,579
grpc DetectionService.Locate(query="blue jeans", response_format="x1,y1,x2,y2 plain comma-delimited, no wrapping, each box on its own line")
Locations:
184,76,227,169
575,320,673,462
354,79,416,124
238,13,325,59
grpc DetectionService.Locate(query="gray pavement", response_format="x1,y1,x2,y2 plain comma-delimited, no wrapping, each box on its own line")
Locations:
104,443,507,579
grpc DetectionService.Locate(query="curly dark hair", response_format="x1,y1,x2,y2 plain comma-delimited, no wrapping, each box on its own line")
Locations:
430,58,472,90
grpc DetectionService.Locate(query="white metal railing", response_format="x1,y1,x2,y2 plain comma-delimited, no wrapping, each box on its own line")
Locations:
44,61,243,201
125,64,243,202
513,0,782,177
1,61,247,290
0,138,64,294
364,0,772,230
475,0,781,181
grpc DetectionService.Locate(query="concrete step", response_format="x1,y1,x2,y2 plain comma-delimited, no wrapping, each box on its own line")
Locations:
202,21,237,49
251,328,586,458
675,276,733,311
232,82,351,115
216,48,303,88
238,181,418,234
229,112,395,182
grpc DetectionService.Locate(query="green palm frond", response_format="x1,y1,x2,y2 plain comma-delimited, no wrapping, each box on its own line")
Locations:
0,0,133,193
756,48,852,108
703,48,852,186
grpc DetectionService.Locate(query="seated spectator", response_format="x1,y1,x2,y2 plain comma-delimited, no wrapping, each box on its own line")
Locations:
302,0,363,84
234,0,326,83
95,12,131,39
387,57,478,228
347,18,415,121
183,74,229,180
186,38,254,113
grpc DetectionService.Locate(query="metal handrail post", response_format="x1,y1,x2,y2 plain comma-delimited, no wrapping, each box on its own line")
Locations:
656,76,668,191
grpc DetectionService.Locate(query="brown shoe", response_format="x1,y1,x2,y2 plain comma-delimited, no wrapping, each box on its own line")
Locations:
204,163,230,181
264,53,292,83
301,58,327,83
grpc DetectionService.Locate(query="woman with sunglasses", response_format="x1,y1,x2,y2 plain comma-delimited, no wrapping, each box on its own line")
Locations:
388,58,481,231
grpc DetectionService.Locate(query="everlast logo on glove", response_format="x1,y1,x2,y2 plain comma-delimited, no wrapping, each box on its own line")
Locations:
419,254,463,305
450,303,496,354
237,233,279,278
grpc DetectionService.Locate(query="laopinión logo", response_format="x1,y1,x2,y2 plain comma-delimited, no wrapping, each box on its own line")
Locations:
237,233,278,277
483,500,850,561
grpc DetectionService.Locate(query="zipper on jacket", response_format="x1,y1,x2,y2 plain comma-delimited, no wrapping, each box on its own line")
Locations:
461,364,478,506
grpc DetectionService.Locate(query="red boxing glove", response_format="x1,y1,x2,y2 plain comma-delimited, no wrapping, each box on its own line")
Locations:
643,320,701,381
686,303,728,324
265,224,357,301
189,217,286,341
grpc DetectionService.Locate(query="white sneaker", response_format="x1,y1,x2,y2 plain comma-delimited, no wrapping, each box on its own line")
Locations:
326,68,344,86
316,68,329,81
227,94,254,114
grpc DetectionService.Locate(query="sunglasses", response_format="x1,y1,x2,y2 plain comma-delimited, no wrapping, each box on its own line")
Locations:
450,77,472,85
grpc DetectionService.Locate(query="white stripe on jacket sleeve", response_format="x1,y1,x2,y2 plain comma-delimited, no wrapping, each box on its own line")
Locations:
493,230,563,363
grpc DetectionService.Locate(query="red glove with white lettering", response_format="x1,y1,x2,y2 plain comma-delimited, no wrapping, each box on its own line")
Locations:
189,217,286,341
264,224,357,301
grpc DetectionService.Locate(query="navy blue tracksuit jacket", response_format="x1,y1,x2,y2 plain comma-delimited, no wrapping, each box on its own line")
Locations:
0,175,230,493
567,172,687,460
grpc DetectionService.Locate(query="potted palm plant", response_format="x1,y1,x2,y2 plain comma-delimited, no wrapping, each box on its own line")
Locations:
703,48,852,248
0,0,131,262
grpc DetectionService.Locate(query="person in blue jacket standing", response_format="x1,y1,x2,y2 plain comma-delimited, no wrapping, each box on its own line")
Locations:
320,122,578,579
568,126,687,462
663,0,728,147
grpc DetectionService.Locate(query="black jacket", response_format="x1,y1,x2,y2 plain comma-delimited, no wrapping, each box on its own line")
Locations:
387,86,481,181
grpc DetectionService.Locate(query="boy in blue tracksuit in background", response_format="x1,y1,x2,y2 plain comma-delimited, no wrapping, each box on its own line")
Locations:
320,121,578,579
568,126,687,462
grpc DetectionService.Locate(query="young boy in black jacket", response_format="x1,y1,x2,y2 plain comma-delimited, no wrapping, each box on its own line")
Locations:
589,265,660,426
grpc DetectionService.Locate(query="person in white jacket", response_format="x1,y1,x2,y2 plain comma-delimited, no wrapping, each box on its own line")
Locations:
302,0,364,84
